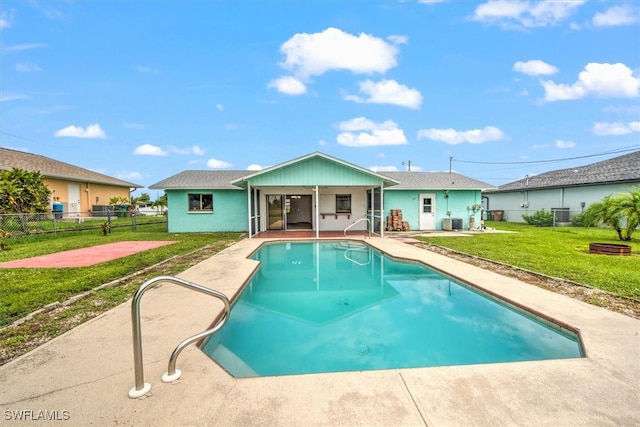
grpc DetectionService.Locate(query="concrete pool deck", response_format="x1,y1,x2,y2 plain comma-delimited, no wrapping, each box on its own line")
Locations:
1,237,638,426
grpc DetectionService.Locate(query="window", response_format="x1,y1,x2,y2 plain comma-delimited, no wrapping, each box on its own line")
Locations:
188,193,213,212
336,194,351,213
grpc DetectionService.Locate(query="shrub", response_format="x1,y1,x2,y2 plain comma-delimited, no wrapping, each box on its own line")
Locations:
522,209,554,227
571,212,586,227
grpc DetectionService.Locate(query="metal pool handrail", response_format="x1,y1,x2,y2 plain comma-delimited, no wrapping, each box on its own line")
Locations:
128,275,230,399
344,218,371,238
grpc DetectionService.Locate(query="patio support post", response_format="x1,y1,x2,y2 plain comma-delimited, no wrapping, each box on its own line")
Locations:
380,182,384,238
315,185,319,238
247,183,252,238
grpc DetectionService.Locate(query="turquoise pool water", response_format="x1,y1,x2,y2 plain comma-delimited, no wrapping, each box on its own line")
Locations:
201,241,583,377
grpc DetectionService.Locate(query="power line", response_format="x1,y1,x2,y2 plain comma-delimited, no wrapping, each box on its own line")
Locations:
453,145,640,165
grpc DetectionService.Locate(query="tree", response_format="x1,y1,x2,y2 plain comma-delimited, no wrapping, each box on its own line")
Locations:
0,168,51,214
583,187,640,241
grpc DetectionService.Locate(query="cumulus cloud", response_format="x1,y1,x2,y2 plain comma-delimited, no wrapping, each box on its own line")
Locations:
278,27,398,78
417,126,505,144
593,5,638,28
344,79,423,109
387,35,408,45
0,11,13,29
592,121,640,136
370,165,400,172
267,76,307,95
54,123,106,139
207,158,232,169
513,60,558,76
133,144,167,156
336,117,407,147
542,62,640,101
555,140,576,149
247,164,263,171
471,0,585,29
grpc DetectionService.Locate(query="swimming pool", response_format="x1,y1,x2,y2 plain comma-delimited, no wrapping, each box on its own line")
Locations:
201,241,583,377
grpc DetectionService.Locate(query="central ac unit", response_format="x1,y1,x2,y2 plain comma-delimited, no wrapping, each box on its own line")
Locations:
442,218,452,231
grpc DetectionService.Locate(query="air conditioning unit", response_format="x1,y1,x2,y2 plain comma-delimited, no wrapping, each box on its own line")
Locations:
442,218,452,231
451,218,463,230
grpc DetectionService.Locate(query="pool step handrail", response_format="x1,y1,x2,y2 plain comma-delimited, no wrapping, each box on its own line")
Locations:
128,275,230,399
344,218,372,238
343,246,372,266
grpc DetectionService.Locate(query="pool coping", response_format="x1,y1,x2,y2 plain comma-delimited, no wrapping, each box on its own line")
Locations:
1,237,638,426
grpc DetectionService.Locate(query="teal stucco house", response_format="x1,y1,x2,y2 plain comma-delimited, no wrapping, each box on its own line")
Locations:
149,152,494,237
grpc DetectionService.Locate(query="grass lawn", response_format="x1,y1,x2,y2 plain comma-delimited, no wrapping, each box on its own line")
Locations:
0,224,244,327
417,221,640,300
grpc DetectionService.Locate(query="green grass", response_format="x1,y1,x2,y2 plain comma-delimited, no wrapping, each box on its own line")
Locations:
0,224,244,327
417,221,640,299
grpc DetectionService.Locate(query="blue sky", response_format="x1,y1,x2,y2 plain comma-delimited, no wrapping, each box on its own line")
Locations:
1,0,639,197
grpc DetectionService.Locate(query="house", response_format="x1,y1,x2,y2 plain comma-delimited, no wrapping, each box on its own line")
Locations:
482,150,640,223
0,147,143,218
149,152,495,236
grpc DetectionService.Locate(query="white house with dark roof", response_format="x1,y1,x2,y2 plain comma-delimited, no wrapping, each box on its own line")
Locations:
149,152,495,236
482,150,640,223
0,147,143,217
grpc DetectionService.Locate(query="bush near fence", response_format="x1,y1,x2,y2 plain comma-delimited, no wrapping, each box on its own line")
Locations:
0,212,167,238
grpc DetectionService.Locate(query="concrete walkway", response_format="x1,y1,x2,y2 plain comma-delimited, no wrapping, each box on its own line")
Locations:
1,237,638,426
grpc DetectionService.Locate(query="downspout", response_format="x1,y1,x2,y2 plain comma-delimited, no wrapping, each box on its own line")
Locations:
315,185,319,239
247,182,252,238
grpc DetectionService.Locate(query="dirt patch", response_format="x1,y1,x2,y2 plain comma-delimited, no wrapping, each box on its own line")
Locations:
412,242,640,320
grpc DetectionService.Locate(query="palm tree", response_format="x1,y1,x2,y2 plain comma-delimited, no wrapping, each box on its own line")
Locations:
583,187,640,241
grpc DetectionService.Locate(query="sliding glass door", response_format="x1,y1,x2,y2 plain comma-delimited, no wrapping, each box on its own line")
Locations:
267,195,284,230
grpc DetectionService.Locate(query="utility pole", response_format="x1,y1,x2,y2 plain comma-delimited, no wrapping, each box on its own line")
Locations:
402,160,412,171
449,156,453,173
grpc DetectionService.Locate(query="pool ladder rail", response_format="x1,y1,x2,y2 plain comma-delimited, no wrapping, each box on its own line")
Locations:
128,275,230,399
344,218,373,238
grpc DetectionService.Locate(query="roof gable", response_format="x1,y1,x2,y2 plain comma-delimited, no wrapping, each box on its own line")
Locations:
231,152,399,187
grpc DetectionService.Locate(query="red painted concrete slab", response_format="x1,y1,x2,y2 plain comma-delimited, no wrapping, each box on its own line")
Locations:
0,241,177,268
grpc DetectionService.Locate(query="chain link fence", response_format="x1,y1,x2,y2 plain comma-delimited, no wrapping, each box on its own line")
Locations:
0,211,167,239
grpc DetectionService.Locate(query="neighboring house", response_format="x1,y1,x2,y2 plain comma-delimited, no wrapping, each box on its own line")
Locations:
149,152,495,236
0,147,143,218
483,150,640,223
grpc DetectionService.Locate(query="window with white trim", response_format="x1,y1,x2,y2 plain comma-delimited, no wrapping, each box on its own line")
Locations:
188,193,213,212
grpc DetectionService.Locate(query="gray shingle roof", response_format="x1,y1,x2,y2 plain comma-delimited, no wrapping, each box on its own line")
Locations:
149,169,494,190
484,150,640,193
149,170,249,190
0,147,143,188
380,172,495,190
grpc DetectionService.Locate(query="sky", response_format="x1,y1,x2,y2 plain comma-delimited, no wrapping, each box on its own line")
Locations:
1,0,639,197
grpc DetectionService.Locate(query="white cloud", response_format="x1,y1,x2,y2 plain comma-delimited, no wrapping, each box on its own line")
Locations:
133,144,167,156
116,171,142,181
207,158,233,169
513,60,558,76
135,65,158,73
336,117,407,147
555,140,576,149
267,76,307,95
344,79,423,109
318,139,327,146
247,164,263,171
15,62,42,72
370,165,399,172
216,103,224,111
54,123,106,139
603,104,640,115
417,126,505,144
169,145,206,155
472,0,585,29
278,27,398,78
0,11,13,29
387,35,408,45
542,63,640,101
3,43,47,53
593,5,638,28
0,92,30,102
592,121,640,136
